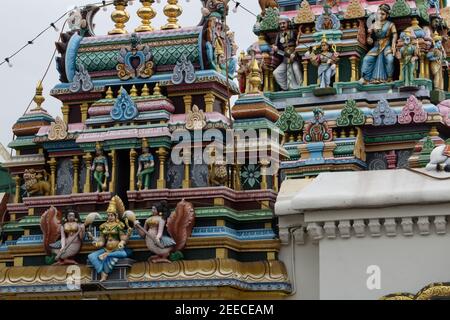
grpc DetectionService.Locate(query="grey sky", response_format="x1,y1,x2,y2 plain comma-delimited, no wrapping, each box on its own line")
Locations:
0,0,260,150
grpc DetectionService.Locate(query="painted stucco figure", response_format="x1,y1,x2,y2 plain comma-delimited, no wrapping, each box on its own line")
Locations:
360,4,397,84
306,34,339,88
91,142,109,192
272,16,302,91
137,138,155,190
427,32,448,90
396,31,420,87
88,196,132,282
125,200,195,263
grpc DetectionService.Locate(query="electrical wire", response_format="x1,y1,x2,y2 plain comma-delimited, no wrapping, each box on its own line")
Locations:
0,1,114,68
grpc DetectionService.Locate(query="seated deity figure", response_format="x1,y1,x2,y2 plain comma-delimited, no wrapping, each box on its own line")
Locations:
305,35,339,88
272,16,302,91
360,4,398,84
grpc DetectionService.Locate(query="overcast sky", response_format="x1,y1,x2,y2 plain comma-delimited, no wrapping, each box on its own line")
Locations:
0,0,260,149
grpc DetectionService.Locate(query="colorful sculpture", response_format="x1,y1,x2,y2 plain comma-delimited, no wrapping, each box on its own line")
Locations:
427,32,448,91
23,169,51,197
306,34,339,88
303,108,333,143
40,206,99,265
259,0,279,15
137,138,155,190
396,31,420,87
88,196,132,282
272,16,302,91
426,142,450,171
360,4,398,84
125,200,195,263
91,142,109,192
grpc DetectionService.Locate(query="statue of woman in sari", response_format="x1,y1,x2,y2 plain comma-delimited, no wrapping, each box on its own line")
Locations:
360,4,398,84
88,196,132,282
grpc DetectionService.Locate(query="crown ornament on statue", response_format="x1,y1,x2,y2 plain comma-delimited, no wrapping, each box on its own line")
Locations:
433,31,442,43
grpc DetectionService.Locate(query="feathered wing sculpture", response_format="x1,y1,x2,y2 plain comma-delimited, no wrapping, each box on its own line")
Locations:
40,206,62,255
166,200,196,252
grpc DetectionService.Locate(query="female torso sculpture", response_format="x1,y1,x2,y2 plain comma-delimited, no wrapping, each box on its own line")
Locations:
361,4,397,84
54,211,85,265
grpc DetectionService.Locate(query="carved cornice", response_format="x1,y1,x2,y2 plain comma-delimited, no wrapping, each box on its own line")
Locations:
382,282,450,300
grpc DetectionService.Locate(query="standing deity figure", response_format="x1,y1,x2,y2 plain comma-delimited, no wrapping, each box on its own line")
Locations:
137,138,155,190
272,16,302,91
305,35,339,88
88,196,132,282
427,32,448,91
396,31,420,87
360,4,398,84
91,142,109,192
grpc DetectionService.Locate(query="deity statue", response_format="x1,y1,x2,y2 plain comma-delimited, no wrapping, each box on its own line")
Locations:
315,4,340,31
305,35,339,88
427,32,448,90
237,51,251,93
125,200,195,263
137,138,155,190
396,31,420,88
272,16,302,91
360,4,398,84
88,196,132,282
40,206,99,265
91,142,109,192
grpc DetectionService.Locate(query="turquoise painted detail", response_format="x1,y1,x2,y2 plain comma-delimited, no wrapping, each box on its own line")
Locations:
110,88,139,121
65,34,83,82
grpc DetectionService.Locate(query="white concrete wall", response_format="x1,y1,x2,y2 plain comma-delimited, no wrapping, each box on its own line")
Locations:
279,238,319,300
319,230,450,299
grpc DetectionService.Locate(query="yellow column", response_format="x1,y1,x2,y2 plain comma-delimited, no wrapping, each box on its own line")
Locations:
83,153,92,193
260,160,268,190
269,70,275,92
182,150,190,189
61,105,70,123
109,0,130,35
14,175,21,203
233,164,241,191
109,150,116,193
71,156,79,194
399,61,403,80
273,173,279,192
302,60,308,86
335,62,340,83
264,69,270,92
157,147,168,189
425,59,430,79
80,103,89,123
48,157,57,196
204,93,215,113
419,55,425,78
183,95,192,114
130,149,137,191
350,57,357,81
